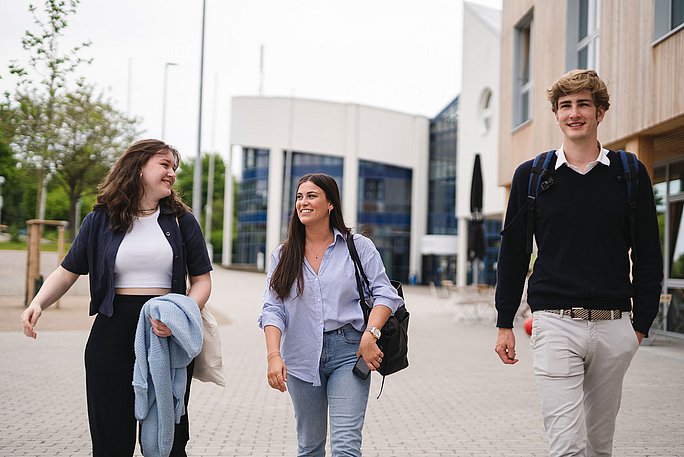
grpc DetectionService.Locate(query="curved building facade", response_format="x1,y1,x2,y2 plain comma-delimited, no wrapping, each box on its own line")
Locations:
222,96,429,283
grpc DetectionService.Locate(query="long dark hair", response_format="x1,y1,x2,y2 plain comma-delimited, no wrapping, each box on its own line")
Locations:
270,173,350,299
93,139,189,232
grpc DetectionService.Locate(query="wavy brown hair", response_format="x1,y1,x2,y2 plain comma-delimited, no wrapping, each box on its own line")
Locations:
547,69,610,113
93,139,189,232
270,173,350,300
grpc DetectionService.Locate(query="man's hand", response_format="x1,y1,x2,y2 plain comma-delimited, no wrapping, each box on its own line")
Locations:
495,327,519,364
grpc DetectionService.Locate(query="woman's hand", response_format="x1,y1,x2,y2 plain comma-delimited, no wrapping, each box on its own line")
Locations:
19,266,80,339
21,305,43,339
357,332,384,371
267,354,288,392
150,318,173,338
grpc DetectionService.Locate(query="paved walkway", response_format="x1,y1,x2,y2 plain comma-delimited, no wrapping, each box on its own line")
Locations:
1,258,683,456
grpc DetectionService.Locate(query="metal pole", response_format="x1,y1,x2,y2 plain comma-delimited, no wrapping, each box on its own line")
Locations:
126,58,132,115
205,74,218,258
259,44,264,96
0,176,5,225
192,0,207,221
161,62,178,141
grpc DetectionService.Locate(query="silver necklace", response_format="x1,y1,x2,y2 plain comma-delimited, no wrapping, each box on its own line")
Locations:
308,234,333,260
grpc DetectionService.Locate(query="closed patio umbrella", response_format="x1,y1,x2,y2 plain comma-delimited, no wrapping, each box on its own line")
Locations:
468,154,485,283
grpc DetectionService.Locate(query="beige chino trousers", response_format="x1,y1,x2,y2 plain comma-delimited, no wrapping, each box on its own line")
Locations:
530,311,639,457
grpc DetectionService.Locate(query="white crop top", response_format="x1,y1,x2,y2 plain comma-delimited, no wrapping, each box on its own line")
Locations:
114,209,173,288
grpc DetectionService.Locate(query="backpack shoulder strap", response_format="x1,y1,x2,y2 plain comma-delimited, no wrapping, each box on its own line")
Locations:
527,151,556,197
616,150,640,260
617,150,639,206
525,150,556,254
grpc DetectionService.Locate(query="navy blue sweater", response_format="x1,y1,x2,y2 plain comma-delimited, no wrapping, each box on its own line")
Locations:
495,151,663,335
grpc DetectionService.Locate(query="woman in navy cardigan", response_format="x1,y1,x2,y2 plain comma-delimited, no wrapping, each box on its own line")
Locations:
21,139,212,456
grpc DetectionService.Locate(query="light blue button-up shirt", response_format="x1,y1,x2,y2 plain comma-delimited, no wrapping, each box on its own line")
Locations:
258,229,404,386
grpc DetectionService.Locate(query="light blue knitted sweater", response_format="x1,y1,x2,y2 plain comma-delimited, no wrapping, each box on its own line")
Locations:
133,293,203,457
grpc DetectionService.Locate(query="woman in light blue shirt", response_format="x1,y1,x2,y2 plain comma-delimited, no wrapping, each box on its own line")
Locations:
259,173,403,456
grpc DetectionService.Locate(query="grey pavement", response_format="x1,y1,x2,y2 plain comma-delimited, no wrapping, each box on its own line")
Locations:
1,254,684,456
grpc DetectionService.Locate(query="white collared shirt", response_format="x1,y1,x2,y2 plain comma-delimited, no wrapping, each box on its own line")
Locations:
555,143,611,175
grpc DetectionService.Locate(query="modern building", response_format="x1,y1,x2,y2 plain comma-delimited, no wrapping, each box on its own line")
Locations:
498,0,684,337
222,3,506,288
456,2,505,286
222,96,429,284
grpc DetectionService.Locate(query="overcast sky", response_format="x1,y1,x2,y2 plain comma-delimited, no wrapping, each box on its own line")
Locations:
0,0,501,163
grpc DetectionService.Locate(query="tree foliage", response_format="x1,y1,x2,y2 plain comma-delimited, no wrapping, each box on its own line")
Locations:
175,153,226,259
2,0,141,240
8,0,92,219
0,96,35,238
53,85,139,239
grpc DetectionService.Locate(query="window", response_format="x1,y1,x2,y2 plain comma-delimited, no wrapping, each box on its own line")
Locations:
479,88,493,135
654,0,684,43
513,11,533,127
364,178,384,202
566,0,600,71
655,160,684,335
358,160,412,282
236,148,269,266
428,97,458,235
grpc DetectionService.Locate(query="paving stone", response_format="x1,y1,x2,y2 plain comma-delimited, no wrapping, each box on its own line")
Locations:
1,266,683,456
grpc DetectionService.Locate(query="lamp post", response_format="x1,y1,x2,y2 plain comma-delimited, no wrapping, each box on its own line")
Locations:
161,62,178,141
192,0,207,221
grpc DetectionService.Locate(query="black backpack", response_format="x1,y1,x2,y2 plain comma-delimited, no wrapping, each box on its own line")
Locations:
346,234,410,397
525,149,640,258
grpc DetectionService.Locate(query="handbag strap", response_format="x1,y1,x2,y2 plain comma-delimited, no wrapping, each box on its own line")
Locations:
348,233,393,398
346,233,372,323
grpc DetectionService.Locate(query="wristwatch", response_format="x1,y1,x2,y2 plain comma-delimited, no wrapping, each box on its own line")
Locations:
366,326,381,340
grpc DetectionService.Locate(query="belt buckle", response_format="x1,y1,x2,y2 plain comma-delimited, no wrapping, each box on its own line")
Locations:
570,307,585,320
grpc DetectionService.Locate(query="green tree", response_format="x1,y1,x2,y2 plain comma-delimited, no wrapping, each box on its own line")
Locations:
0,94,34,237
8,0,91,219
175,153,226,260
54,84,139,240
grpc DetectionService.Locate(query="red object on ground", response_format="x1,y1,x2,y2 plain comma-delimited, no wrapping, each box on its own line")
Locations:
524,316,533,336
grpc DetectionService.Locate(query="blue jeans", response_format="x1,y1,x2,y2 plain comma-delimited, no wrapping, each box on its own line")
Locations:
287,324,371,457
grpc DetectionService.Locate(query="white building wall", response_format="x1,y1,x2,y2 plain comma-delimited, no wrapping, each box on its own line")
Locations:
224,96,429,276
456,2,504,286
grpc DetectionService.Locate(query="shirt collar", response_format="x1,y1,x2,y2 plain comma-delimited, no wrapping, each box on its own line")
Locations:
333,228,346,242
554,143,611,170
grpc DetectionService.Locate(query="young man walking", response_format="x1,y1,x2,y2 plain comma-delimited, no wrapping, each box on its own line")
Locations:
494,69,663,456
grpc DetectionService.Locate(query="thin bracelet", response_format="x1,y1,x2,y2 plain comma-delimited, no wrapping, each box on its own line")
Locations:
267,351,281,361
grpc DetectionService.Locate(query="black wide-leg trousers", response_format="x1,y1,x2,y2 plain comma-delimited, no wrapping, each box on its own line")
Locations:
85,295,193,457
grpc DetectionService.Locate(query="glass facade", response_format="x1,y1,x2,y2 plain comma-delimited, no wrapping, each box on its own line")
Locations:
428,97,458,235
654,161,684,335
467,218,502,286
421,97,458,286
235,148,269,266
358,160,412,283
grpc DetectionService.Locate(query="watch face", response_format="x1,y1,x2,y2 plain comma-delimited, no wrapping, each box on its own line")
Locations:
371,327,381,339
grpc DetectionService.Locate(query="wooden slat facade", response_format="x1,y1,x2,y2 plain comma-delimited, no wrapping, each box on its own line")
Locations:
499,0,684,187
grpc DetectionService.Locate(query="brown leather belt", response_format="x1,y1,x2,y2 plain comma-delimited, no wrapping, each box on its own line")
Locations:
542,308,623,321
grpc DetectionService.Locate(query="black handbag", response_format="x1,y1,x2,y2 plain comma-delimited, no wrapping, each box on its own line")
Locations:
346,234,410,379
